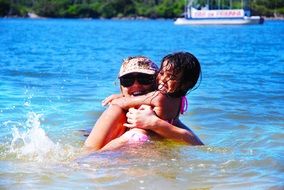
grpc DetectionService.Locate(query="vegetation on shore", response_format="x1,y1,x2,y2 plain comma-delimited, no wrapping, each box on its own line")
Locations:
0,0,283,19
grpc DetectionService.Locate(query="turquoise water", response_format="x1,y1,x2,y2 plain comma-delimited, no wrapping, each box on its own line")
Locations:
0,18,283,189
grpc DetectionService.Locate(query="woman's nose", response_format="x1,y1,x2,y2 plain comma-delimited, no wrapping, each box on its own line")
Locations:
132,80,141,87
129,80,143,92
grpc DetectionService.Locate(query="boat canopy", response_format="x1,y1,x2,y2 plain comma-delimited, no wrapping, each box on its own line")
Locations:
190,7,244,18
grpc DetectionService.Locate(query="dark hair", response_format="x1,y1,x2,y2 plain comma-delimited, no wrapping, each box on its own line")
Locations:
160,52,201,97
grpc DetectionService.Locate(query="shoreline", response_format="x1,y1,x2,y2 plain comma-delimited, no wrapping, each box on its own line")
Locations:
1,13,284,21
263,16,284,20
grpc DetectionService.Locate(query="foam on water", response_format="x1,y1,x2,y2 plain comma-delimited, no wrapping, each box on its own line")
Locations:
5,112,78,163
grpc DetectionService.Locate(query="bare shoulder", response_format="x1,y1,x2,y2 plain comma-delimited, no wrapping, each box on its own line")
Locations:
138,91,165,106
146,91,167,102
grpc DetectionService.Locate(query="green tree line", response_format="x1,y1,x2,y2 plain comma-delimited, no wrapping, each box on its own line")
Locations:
0,0,283,18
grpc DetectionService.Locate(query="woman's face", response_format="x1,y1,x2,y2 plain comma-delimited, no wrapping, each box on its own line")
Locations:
119,73,156,97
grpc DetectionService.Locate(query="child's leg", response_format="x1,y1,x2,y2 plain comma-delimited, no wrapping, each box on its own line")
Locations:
84,104,126,152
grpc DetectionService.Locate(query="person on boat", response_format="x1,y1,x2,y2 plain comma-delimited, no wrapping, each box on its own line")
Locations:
84,54,203,152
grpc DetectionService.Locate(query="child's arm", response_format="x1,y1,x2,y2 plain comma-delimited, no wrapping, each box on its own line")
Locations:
110,91,162,110
124,105,204,145
109,91,179,121
102,93,123,106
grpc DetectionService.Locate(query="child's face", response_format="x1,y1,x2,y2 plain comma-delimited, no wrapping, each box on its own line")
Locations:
157,61,182,94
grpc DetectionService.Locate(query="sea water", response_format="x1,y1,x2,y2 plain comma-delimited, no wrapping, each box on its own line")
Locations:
0,18,283,189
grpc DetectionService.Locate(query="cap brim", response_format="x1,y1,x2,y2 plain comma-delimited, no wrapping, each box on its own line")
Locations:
119,69,156,77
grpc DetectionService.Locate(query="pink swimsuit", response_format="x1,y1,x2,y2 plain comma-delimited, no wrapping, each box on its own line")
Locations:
124,130,149,143
180,96,188,114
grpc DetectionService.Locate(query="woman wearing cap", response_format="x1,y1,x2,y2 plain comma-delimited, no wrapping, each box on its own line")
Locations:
84,56,202,152
84,56,158,152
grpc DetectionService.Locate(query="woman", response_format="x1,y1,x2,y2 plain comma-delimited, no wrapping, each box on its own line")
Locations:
84,56,158,152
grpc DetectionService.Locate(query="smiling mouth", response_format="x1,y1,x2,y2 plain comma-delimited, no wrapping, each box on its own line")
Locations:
158,83,167,92
131,91,146,96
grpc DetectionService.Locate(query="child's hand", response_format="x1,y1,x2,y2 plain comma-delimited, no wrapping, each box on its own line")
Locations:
102,94,123,106
123,105,157,130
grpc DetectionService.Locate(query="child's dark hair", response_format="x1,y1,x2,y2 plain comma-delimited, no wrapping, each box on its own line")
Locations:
161,51,201,97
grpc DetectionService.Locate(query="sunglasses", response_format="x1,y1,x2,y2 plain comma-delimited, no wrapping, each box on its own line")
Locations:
120,73,155,87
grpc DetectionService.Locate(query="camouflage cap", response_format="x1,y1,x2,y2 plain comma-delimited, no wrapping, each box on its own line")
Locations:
119,56,159,77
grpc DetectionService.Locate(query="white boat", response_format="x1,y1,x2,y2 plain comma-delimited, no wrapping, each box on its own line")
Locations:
174,0,264,25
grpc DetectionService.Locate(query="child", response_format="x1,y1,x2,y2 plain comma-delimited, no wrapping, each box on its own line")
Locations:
108,52,201,121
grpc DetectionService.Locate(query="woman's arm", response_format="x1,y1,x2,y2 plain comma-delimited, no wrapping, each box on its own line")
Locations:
124,105,204,145
83,104,127,153
99,128,148,151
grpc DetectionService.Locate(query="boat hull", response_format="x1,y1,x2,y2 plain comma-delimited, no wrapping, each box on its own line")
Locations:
174,16,264,25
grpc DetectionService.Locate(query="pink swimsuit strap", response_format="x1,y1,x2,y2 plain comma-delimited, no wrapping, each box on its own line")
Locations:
180,96,188,114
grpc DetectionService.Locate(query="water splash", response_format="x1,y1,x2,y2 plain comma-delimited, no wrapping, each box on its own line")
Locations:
9,112,63,162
